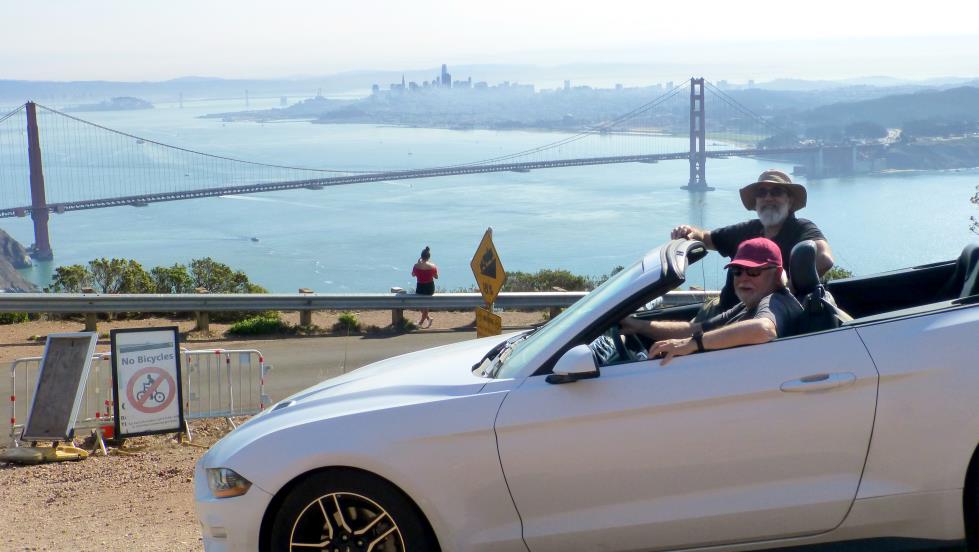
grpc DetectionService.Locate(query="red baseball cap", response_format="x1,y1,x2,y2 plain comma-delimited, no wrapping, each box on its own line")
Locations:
724,237,783,269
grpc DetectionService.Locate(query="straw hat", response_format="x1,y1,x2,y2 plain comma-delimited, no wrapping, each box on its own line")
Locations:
739,169,807,211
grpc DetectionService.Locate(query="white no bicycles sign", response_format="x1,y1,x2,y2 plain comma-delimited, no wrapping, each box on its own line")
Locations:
111,327,184,438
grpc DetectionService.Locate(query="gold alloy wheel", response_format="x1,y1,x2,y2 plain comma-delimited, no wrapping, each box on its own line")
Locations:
289,491,405,552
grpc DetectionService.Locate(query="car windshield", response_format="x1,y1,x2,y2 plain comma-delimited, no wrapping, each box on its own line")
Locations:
488,257,655,379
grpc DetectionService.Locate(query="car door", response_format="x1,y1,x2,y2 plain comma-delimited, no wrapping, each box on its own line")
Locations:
494,328,878,552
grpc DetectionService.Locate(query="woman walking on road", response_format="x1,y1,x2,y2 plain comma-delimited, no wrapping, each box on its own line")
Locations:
412,246,439,328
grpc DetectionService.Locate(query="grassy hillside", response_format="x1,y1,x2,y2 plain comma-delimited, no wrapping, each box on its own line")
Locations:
804,87,979,127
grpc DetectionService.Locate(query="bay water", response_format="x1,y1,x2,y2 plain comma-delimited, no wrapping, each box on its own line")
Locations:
6,97,978,293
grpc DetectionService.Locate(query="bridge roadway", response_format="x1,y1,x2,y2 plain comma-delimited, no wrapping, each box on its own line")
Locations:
0,146,862,218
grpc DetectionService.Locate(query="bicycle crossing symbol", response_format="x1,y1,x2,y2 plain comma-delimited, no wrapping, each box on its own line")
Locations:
125,366,176,414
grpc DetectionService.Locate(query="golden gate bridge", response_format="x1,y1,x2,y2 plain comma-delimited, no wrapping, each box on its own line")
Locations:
0,78,881,260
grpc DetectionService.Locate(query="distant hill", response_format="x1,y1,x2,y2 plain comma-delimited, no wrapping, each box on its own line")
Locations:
65,96,153,112
803,86,979,127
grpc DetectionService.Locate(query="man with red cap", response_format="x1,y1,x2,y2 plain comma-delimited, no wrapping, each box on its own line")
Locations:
670,169,834,311
621,237,802,365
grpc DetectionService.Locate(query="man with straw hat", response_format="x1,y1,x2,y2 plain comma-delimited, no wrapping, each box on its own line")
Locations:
671,169,834,310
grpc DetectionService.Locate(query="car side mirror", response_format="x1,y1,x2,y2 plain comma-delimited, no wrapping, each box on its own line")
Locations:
546,345,600,384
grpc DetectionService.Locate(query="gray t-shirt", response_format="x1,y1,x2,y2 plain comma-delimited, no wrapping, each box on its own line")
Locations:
701,287,802,337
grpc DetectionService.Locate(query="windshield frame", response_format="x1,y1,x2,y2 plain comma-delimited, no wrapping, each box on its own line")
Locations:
489,240,705,379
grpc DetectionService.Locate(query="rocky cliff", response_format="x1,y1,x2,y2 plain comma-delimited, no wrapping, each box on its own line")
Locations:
0,229,31,269
0,258,37,292
0,229,37,292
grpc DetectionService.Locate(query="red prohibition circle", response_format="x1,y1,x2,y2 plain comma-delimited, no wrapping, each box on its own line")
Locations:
125,366,176,414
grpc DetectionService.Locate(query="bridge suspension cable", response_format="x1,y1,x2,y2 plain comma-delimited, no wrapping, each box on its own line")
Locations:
0,104,25,125
35,103,364,175
703,80,796,140
430,83,688,169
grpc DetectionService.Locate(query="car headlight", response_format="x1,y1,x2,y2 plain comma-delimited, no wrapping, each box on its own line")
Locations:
207,468,252,498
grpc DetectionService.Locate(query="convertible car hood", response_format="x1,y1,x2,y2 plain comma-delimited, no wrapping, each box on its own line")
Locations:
201,333,522,490
284,333,514,403
213,334,516,448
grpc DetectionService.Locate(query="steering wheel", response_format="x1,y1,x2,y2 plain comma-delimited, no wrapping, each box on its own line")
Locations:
608,323,643,362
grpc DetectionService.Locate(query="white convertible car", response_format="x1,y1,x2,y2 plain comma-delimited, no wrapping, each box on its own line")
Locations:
195,239,979,552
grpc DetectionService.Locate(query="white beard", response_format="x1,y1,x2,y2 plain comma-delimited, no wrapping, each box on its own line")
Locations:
757,203,789,227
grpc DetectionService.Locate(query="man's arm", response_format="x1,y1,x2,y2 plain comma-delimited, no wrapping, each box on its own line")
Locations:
815,239,834,277
620,317,695,341
699,318,777,349
670,224,715,250
647,318,777,366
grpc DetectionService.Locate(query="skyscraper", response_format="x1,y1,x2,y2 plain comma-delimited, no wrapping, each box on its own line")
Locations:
441,64,452,88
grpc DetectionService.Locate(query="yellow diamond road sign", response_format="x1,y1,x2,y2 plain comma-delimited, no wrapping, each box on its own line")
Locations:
475,306,503,338
470,227,506,305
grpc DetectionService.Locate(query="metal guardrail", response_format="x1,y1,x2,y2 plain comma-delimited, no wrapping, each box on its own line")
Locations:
0,290,716,313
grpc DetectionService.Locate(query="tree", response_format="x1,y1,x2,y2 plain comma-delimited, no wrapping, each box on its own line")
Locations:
971,186,979,235
190,257,263,293
844,121,887,141
88,257,127,293
190,257,238,292
151,263,194,294
119,260,153,293
805,125,844,144
47,264,91,292
758,131,801,149
503,269,593,292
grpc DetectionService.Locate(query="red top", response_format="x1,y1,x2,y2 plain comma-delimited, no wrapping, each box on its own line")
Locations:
412,265,438,284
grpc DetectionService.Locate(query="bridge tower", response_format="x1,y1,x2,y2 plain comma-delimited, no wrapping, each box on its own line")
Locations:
683,77,713,191
26,102,53,260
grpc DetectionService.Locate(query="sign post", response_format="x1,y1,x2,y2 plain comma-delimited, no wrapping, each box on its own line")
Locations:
470,228,506,338
111,327,184,438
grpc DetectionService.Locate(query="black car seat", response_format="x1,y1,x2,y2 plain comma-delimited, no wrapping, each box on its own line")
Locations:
939,243,979,300
789,240,851,334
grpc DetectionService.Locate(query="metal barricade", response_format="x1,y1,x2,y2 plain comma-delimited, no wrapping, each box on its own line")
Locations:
4,348,267,448
182,349,268,421
6,353,115,447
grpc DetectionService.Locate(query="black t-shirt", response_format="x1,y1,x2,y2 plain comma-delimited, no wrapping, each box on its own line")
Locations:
701,287,803,338
711,215,826,309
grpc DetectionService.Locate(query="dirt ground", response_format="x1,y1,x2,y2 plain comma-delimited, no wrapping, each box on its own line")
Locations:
0,309,544,551
0,419,238,551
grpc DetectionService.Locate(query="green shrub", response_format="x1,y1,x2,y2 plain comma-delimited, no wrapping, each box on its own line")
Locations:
0,312,29,325
331,311,362,333
504,269,593,292
394,317,417,333
227,314,292,336
47,264,91,292
822,266,854,283
151,264,194,294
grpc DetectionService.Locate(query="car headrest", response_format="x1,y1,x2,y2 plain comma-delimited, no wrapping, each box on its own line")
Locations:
950,243,979,299
790,240,820,299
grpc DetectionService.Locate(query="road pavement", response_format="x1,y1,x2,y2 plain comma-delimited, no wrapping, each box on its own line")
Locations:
250,330,479,400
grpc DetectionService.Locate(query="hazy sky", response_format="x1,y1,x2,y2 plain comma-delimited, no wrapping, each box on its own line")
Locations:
3,0,979,82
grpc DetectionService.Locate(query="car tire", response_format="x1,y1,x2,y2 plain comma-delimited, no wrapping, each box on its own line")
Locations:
269,469,436,552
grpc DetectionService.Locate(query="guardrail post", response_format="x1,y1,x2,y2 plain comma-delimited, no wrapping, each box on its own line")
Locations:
549,286,565,320
81,287,98,332
194,287,209,333
298,288,313,326
390,287,406,327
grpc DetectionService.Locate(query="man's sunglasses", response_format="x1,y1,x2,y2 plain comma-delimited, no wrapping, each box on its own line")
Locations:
754,186,787,199
730,266,776,278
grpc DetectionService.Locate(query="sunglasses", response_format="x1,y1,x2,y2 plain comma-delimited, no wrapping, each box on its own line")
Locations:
730,266,775,278
754,186,787,199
